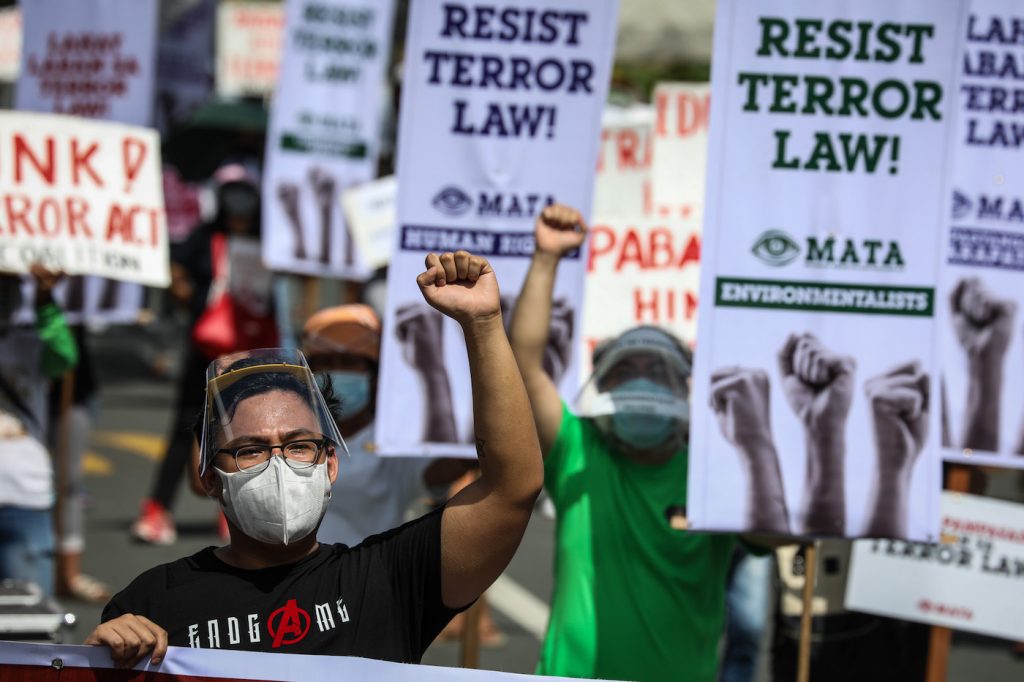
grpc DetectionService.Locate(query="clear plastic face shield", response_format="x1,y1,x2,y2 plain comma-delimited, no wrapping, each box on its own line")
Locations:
199,348,347,477
574,327,692,452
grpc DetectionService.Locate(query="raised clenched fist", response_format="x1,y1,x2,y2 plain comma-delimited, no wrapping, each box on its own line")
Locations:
416,251,500,328
535,204,587,257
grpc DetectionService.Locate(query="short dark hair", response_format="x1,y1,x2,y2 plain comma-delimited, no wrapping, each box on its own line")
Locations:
193,360,343,467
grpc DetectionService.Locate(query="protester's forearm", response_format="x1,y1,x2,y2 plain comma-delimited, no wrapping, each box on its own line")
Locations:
509,253,559,378
962,364,1001,451
464,315,543,506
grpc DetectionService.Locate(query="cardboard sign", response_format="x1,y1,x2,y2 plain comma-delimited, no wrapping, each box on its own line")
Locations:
581,99,709,375
847,492,1024,641
262,0,396,279
216,2,285,98
16,0,158,126
377,0,620,457
688,0,962,541
0,111,169,287
938,0,1024,470
342,175,397,271
582,217,701,370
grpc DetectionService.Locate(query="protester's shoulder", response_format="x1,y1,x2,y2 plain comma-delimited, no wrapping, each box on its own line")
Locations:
104,548,218,619
349,505,444,555
127,547,219,589
549,400,601,464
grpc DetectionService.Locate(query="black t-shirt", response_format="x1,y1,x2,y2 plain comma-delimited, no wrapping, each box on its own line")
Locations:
102,507,459,662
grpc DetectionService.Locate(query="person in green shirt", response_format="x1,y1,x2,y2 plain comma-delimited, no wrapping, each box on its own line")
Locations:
510,205,736,682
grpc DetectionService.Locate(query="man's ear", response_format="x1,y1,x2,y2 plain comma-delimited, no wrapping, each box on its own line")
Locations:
327,447,339,485
201,468,223,501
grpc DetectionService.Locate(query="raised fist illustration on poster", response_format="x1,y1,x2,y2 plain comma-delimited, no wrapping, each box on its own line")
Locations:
395,302,457,443
276,182,307,261
709,366,790,534
308,167,339,266
778,333,855,535
948,276,1016,452
863,361,930,538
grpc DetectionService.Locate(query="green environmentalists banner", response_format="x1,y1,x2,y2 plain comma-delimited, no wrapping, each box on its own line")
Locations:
689,0,962,542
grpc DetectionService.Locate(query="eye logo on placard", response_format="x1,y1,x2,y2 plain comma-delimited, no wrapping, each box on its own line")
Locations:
432,186,472,216
751,230,801,266
952,190,972,220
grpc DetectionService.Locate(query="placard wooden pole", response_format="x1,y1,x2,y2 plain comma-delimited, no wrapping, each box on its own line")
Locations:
925,465,972,682
459,599,483,669
796,541,818,682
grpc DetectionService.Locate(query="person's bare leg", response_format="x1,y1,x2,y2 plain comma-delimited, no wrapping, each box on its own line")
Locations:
778,334,854,536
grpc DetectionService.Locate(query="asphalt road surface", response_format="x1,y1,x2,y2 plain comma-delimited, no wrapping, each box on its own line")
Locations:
47,325,1024,681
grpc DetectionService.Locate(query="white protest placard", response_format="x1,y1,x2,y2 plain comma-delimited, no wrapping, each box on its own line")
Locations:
156,0,216,134
377,0,620,457
582,217,701,371
0,640,587,681
687,0,962,541
581,95,710,376
0,111,169,287
592,106,653,218
16,0,158,126
650,82,711,220
0,8,21,82
342,175,396,271
846,492,1024,640
216,1,285,98
938,0,1024,470
262,0,395,279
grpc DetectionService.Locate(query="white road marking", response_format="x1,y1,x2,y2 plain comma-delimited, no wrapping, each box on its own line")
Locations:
487,575,550,640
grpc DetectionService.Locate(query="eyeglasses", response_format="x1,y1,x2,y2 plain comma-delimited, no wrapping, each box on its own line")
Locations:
216,438,329,473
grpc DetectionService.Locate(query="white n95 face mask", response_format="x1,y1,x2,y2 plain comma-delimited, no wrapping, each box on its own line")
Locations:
216,457,331,545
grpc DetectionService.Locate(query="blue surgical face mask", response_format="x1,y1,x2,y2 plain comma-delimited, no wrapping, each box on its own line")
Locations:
609,378,682,450
330,371,372,417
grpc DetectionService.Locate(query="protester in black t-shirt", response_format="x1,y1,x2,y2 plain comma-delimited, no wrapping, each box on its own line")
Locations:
86,250,543,668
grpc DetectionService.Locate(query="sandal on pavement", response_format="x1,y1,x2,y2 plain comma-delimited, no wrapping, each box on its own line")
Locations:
59,574,112,603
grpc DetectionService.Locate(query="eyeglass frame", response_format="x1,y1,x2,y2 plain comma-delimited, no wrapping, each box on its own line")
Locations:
214,437,332,473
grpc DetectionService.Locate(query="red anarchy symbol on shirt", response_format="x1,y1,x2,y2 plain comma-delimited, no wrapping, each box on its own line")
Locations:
267,599,311,648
